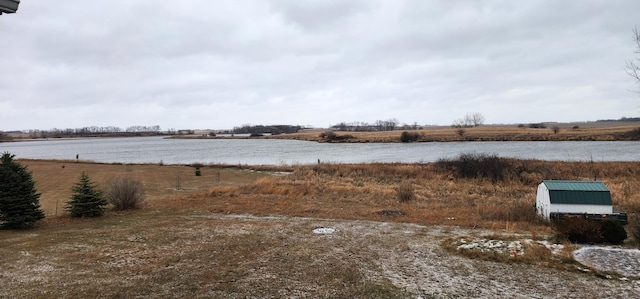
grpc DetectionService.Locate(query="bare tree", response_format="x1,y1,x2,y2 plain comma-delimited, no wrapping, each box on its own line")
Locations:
551,125,560,134
453,113,485,128
466,113,486,127
627,26,640,92
451,118,467,128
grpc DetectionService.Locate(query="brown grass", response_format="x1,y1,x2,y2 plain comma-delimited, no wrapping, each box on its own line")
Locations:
184,160,639,234
19,159,272,218
268,123,640,143
18,158,640,235
3,159,640,297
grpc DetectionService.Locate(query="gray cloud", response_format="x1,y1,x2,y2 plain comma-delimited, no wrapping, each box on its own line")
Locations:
1,0,639,131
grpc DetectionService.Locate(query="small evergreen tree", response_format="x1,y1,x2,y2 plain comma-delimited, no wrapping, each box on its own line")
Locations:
0,152,45,229
66,172,107,217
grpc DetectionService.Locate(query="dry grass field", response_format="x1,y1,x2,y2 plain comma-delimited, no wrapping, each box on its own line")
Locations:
17,159,271,218
2,158,640,297
268,122,640,143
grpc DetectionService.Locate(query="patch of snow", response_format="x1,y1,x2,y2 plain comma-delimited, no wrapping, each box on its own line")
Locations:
574,246,640,278
312,227,336,234
456,238,566,258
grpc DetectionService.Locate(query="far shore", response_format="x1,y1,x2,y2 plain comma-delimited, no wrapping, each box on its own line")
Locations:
4,121,640,143
170,122,640,143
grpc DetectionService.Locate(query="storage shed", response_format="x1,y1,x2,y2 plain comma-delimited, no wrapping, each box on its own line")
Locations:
536,180,612,221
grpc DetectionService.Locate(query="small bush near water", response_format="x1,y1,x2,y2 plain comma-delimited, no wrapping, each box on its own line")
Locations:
107,177,145,210
319,131,355,142
436,152,512,182
399,131,420,143
622,127,640,140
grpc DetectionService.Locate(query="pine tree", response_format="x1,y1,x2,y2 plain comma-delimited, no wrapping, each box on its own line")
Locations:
0,152,45,229
66,172,107,217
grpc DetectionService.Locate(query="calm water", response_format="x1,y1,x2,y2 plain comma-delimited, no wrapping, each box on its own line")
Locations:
1,137,639,165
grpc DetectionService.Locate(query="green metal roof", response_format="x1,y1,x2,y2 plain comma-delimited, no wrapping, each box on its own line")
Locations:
542,180,612,205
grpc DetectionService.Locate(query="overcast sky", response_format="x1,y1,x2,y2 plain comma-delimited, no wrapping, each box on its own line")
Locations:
1,0,639,131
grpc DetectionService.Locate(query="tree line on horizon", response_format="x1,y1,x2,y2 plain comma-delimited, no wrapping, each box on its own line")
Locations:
9,125,165,139
230,124,304,135
330,118,408,132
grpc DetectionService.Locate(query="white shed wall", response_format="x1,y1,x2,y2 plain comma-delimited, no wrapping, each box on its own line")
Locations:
536,183,551,219
548,204,612,215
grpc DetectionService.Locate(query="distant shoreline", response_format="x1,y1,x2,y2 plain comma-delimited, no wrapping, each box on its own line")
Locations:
265,123,640,143
4,122,640,144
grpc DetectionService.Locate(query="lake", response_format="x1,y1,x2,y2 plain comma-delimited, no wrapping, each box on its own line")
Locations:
1,137,639,165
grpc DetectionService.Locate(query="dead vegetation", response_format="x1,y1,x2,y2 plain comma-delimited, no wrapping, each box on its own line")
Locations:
2,158,640,297
269,123,640,143
20,157,640,237
15,158,640,243
202,160,640,232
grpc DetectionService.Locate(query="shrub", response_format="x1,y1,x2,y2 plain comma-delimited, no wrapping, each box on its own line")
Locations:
629,215,640,244
66,172,108,217
623,127,640,140
107,177,145,210
599,219,627,245
553,217,603,244
0,131,12,141
340,134,355,140
319,131,337,141
436,153,512,183
400,131,420,143
528,123,547,129
395,182,415,202
0,152,45,229
319,131,355,142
